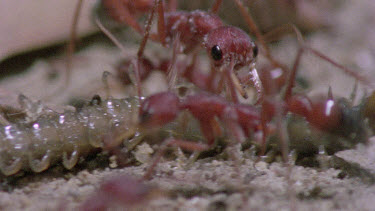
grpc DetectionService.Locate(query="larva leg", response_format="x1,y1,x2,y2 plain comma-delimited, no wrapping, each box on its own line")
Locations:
28,150,51,173
0,156,22,176
0,125,30,176
62,144,79,170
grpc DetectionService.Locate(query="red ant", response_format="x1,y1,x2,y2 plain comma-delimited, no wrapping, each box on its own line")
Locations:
91,0,375,106
68,2,373,208
136,44,370,178
95,0,261,103
66,0,375,170
65,0,375,101
84,0,373,172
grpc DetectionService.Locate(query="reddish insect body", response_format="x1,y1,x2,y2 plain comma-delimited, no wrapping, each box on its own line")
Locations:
137,58,369,177
99,0,260,102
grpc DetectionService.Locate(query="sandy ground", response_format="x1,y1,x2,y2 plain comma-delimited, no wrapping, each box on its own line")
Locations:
0,0,375,210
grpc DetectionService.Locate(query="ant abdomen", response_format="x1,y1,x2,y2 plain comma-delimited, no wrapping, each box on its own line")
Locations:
287,95,367,145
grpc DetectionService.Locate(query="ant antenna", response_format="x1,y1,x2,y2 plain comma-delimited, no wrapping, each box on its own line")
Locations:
66,0,84,87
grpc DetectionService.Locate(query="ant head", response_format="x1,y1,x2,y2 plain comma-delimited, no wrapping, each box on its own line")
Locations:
204,26,257,69
139,92,180,128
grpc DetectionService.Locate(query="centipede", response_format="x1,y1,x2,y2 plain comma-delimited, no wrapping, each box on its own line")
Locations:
0,94,140,176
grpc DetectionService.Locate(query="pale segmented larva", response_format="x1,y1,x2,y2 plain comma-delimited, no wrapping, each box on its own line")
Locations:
0,95,140,176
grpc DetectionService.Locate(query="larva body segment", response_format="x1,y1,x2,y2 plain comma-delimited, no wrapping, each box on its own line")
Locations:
0,97,140,176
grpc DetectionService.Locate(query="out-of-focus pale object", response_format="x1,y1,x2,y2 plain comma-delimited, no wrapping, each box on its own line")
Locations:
0,0,98,61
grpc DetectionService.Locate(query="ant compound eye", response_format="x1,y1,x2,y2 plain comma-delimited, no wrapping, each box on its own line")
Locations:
252,45,258,58
211,45,222,61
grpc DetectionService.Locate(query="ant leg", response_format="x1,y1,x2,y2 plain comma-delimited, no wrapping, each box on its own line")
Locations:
261,70,296,210
284,47,304,101
102,0,144,34
156,0,167,46
259,67,291,163
66,0,84,87
271,23,375,89
167,0,178,12
210,0,223,13
139,0,166,46
95,13,153,98
231,0,289,71
222,109,247,144
306,46,374,88
130,59,143,98
181,49,215,91
143,138,209,180
137,0,159,58
167,34,182,90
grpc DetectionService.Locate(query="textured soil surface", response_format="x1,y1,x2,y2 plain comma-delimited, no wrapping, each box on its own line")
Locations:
0,1,375,210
